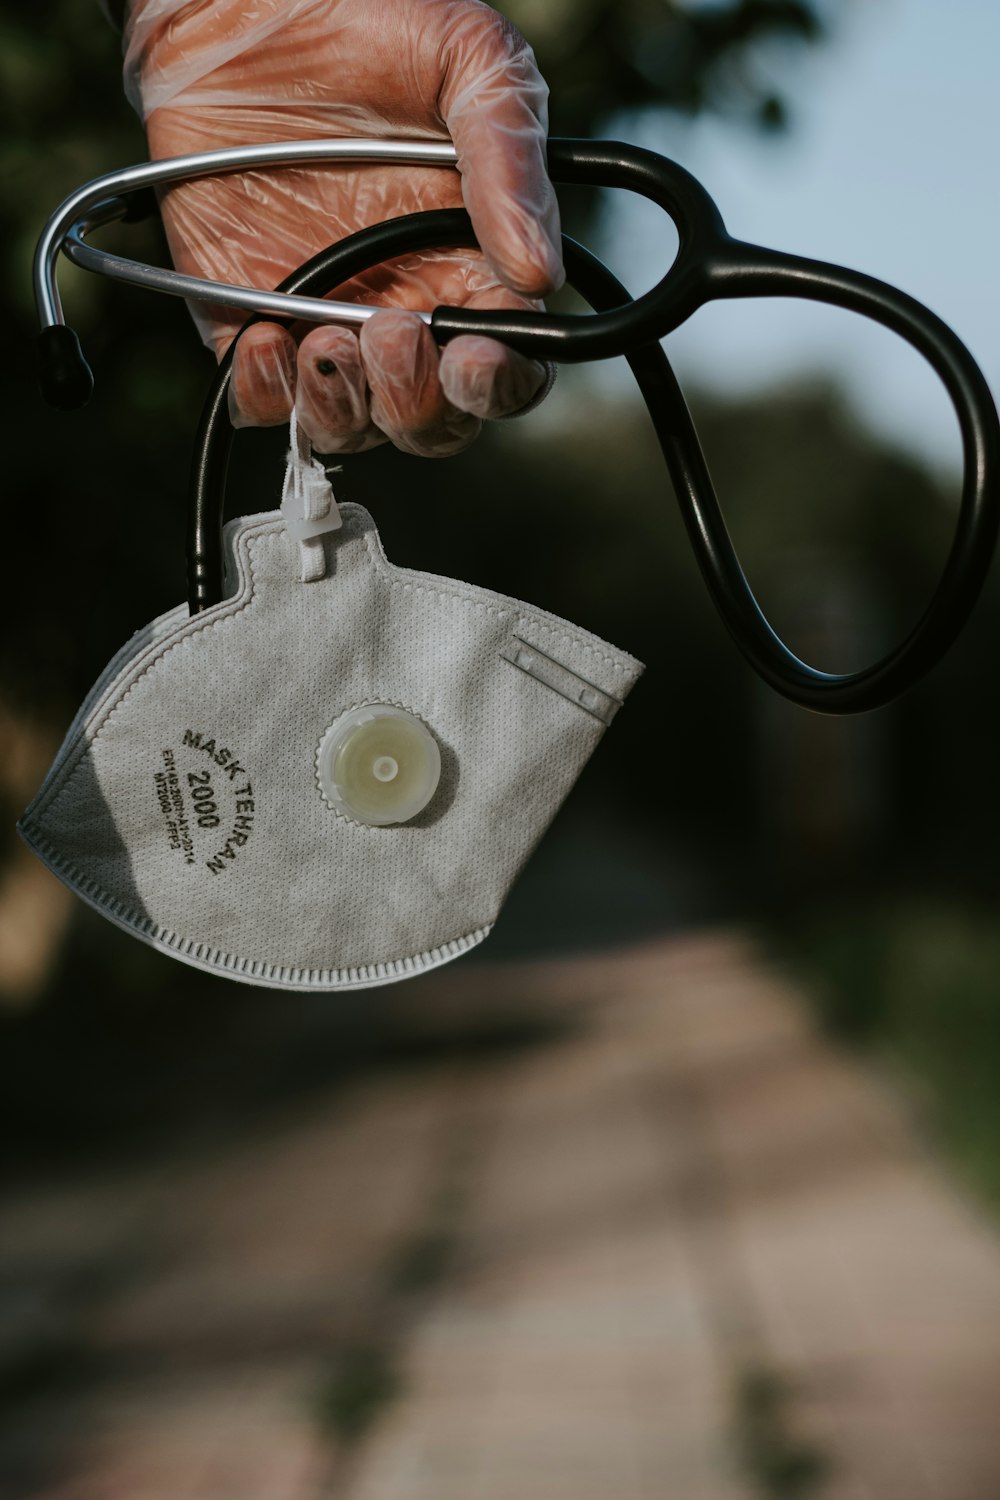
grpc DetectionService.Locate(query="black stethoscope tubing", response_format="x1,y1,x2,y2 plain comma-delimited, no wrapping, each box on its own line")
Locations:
190,225,999,713
38,138,1000,714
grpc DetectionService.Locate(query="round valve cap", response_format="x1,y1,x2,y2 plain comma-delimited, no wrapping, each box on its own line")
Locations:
317,705,441,826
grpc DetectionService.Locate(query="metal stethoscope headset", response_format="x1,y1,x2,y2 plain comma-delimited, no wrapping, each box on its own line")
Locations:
35,138,1000,713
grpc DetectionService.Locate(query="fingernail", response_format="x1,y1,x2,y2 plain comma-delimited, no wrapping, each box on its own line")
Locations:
253,342,296,406
504,360,545,414
527,223,565,294
373,318,427,429
227,378,247,430
229,342,296,427
464,364,494,413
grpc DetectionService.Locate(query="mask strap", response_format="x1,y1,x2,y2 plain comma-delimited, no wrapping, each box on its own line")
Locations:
280,407,342,583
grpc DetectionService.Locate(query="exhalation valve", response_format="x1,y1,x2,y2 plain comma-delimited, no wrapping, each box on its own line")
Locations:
316,704,441,826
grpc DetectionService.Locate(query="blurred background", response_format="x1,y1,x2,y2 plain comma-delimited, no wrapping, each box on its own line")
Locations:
3,1,1000,1496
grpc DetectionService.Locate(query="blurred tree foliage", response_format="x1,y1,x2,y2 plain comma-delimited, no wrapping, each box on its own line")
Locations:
782,898,1000,1211
505,0,822,134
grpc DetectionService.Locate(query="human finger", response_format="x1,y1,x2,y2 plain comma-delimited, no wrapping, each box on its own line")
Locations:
360,308,481,458
227,321,297,428
295,326,385,454
438,283,548,419
440,5,563,299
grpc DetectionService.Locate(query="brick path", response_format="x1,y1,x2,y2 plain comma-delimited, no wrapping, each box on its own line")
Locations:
3,932,1000,1499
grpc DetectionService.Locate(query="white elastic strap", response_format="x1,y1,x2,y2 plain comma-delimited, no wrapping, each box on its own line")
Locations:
281,408,342,583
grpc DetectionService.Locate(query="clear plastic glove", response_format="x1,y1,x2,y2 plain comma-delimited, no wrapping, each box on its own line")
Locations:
125,0,563,456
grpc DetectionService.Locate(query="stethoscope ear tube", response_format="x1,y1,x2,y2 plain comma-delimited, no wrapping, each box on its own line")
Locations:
36,137,729,393
189,208,1000,714
36,325,94,410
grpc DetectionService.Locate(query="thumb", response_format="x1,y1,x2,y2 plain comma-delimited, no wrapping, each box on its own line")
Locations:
439,7,564,299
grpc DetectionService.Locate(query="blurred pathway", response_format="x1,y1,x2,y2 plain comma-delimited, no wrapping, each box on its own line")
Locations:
3,933,1000,1499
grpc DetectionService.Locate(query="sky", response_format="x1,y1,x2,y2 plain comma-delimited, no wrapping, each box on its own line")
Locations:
593,0,1000,474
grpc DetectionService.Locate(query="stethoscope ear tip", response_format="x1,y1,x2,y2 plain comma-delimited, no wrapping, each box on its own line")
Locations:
37,324,93,410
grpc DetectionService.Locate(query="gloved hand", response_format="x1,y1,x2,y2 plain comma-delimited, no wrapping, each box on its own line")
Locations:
124,0,563,456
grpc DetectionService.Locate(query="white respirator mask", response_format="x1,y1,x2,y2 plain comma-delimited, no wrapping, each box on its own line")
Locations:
19,406,643,991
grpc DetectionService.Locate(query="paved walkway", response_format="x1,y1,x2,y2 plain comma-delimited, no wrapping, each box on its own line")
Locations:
3,932,1000,1499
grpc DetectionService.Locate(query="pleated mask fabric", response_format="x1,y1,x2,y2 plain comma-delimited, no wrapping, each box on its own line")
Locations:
19,501,643,991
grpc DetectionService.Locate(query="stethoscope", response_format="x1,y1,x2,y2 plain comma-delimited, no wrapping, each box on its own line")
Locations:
35,137,1000,713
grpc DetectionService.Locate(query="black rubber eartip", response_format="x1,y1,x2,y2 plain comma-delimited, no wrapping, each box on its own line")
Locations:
36,324,94,410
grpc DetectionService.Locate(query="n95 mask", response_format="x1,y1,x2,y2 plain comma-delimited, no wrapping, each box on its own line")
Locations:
19,435,643,991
